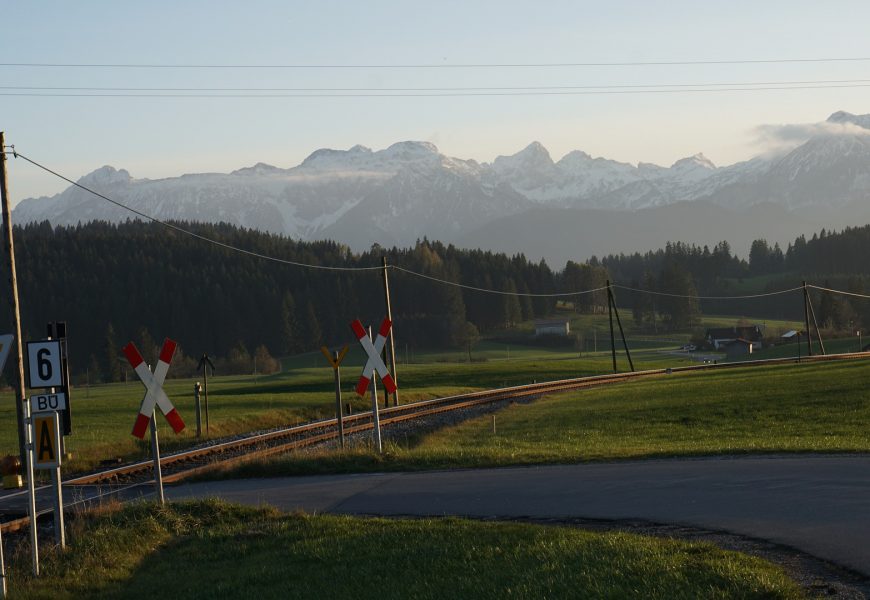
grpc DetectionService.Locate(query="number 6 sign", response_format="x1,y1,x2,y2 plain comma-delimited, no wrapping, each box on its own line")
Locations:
26,340,63,388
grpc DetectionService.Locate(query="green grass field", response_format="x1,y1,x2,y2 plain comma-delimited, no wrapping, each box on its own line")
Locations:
223,358,870,477
9,500,803,600
1,345,679,474
0,308,856,475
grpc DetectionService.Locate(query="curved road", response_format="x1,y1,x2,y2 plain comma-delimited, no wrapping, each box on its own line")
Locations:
167,455,870,576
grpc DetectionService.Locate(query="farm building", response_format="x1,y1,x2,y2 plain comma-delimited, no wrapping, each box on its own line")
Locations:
534,320,570,336
706,325,764,350
723,338,759,359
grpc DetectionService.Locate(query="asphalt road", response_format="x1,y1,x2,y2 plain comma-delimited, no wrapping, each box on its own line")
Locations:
167,454,870,576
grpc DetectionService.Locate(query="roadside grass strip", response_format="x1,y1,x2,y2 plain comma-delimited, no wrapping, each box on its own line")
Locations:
8,500,802,599
221,359,870,477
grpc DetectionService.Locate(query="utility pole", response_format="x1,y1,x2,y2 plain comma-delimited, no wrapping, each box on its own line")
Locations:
1,132,38,577
802,281,813,357
607,280,617,373
382,257,398,406
607,282,634,372
0,133,27,469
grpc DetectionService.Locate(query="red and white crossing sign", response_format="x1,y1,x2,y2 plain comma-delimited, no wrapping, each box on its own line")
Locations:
351,318,397,396
123,338,186,439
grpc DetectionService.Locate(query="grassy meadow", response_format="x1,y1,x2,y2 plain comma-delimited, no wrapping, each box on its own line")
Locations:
0,309,858,475
224,358,870,477
8,500,804,600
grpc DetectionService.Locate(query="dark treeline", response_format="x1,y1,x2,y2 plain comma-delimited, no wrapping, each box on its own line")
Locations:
602,226,870,327
4,220,870,381
0,221,579,381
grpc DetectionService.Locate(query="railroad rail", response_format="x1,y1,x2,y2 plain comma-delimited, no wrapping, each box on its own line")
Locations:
1,350,867,533
62,349,870,485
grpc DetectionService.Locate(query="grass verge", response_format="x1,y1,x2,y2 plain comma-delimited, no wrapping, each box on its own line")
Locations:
215,358,870,477
9,500,803,599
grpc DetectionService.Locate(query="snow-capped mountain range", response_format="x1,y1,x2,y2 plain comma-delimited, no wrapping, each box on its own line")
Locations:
13,111,870,265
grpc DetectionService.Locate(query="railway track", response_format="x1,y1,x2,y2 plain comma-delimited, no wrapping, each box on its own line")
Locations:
1,350,867,532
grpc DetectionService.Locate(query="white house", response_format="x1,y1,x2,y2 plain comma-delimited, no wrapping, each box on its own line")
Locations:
534,320,570,336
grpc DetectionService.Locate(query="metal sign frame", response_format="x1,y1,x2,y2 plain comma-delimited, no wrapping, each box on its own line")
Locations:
30,392,67,413
350,318,397,396
32,411,62,470
25,340,63,388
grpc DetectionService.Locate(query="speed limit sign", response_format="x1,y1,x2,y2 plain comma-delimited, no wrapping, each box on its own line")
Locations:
26,340,63,388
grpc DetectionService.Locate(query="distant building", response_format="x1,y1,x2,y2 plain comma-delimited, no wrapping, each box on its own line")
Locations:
706,325,764,350
724,338,758,359
534,320,570,336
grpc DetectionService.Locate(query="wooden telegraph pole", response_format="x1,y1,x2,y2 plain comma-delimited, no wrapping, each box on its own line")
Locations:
802,281,813,357
0,133,27,472
607,280,617,373
607,282,635,372
1,132,39,578
382,257,399,406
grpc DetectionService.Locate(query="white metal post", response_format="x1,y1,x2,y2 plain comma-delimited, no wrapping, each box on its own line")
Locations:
25,403,38,575
150,412,164,505
52,464,65,548
370,368,382,453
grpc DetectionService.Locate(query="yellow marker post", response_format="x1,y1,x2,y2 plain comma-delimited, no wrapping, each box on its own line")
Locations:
32,412,61,470
320,345,349,448
32,410,66,548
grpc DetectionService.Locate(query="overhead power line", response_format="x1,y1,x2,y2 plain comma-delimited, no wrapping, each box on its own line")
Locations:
12,152,382,273
613,284,804,300
5,82,870,98
11,151,870,303
13,150,599,295
3,56,870,69
807,284,870,300
392,266,607,297
4,78,870,92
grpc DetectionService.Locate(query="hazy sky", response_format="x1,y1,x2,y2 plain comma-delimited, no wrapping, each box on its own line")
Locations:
4,1,870,202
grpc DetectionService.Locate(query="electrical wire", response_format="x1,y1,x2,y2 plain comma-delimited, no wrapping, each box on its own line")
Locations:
4,57,870,68
613,284,805,300
12,152,383,273
13,152,870,303
392,265,607,297
5,83,870,98
807,284,870,300
4,78,870,92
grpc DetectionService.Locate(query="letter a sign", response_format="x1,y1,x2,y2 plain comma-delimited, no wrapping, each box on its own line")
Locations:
32,411,61,469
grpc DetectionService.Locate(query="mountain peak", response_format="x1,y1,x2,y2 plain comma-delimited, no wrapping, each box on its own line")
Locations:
826,111,870,130
518,141,551,159
77,165,132,186
671,153,716,170
231,162,283,176
493,142,554,171
381,140,440,158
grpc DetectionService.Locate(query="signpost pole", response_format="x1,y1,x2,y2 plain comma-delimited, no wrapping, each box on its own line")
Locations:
370,371,382,453
51,464,65,548
333,352,345,449
382,257,399,406
194,382,202,438
368,326,383,453
149,411,165,505
203,361,210,435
